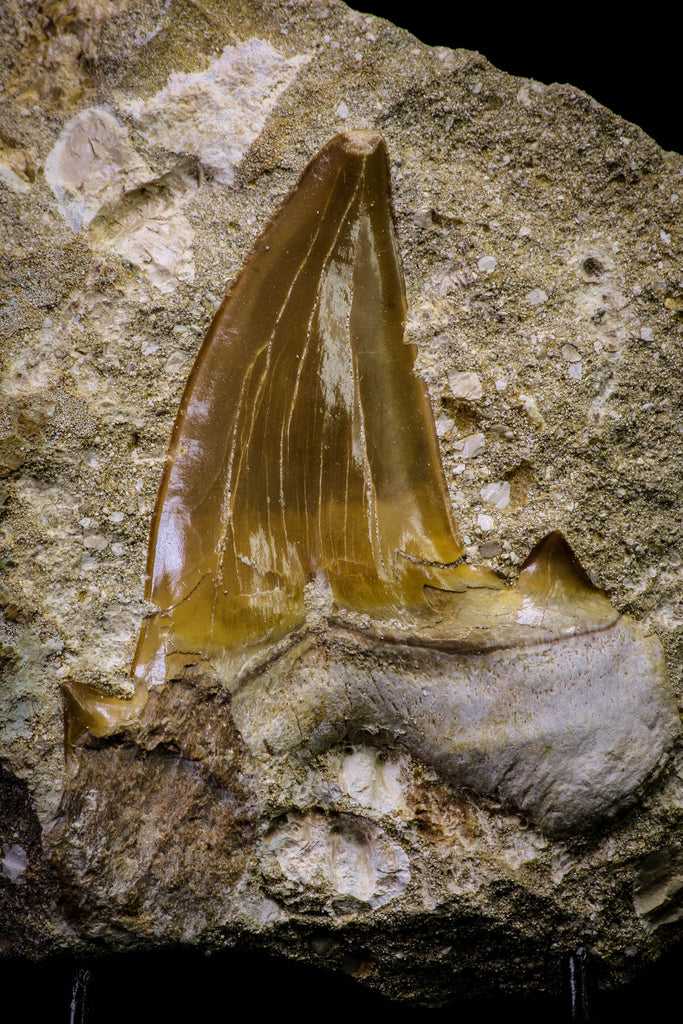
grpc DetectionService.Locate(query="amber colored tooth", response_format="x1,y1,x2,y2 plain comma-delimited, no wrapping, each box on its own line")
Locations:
517,530,597,596
64,135,634,746
514,530,618,625
62,680,148,748
409,531,618,652
128,130,465,694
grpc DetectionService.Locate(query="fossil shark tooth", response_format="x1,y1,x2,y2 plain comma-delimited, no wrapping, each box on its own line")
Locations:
130,130,489,696
62,132,680,834
414,529,619,651
62,680,148,750
515,529,617,623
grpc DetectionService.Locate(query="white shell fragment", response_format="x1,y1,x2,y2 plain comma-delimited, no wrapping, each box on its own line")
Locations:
480,481,511,510
45,106,151,231
561,343,582,362
260,810,410,914
1,843,28,884
121,40,311,186
477,255,497,273
453,432,486,458
449,371,484,401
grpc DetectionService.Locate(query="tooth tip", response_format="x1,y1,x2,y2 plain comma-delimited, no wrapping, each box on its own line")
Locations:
518,531,599,596
332,130,385,157
61,679,147,745
61,681,86,749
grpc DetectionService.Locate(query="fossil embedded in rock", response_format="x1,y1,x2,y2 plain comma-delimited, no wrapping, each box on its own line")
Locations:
63,132,680,831
132,130,478,692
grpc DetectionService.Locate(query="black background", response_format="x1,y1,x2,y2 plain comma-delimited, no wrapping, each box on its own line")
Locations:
3,6,680,1022
3,940,683,1023
356,2,681,154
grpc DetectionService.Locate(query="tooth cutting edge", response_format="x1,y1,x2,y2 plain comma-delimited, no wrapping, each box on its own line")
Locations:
62,132,681,832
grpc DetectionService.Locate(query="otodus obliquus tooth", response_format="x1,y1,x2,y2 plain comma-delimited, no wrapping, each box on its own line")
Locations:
63,132,680,832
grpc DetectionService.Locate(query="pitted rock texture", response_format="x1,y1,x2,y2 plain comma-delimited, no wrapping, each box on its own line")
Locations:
1,0,683,1006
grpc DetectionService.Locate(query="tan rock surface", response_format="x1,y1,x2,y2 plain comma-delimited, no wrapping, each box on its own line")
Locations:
1,0,682,1002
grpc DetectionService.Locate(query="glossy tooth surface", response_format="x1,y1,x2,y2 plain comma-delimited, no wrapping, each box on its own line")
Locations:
133,131,465,692
62,135,678,838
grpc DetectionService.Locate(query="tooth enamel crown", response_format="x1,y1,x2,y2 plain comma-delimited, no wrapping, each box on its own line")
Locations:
62,132,681,832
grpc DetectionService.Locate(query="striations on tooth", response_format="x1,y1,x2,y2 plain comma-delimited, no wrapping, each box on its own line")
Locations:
63,133,680,833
